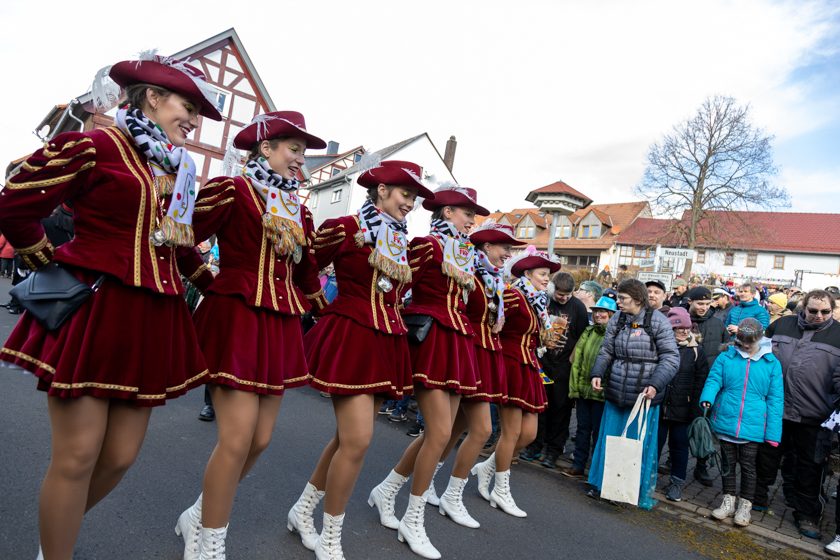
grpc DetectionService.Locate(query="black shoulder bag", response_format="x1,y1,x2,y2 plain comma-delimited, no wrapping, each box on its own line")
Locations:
10,263,104,331
404,314,434,344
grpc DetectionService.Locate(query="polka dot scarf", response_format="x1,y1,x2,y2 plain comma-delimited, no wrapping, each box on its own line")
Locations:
244,157,305,256
357,199,411,283
116,106,196,246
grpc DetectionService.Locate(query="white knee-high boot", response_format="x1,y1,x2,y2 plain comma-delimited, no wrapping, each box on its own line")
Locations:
489,470,526,517
314,512,346,560
422,461,444,506
439,476,480,528
397,494,441,559
470,452,496,501
287,481,325,550
368,469,408,529
198,524,227,560
175,493,203,560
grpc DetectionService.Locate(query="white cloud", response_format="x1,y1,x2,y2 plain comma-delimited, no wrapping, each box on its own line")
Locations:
1,0,838,217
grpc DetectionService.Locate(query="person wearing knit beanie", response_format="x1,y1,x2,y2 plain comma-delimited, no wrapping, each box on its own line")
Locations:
768,292,792,324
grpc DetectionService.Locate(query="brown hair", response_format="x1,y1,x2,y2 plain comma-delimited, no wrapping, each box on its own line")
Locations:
123,83,171,113
247,137,289,161
367,183,399,203
617,279,649,308
803,289,837,310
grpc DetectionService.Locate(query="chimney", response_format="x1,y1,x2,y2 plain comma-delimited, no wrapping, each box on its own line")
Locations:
443,135,457,172
327,140,339,155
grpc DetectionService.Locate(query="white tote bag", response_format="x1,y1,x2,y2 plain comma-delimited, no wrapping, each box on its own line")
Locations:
600,393,650,506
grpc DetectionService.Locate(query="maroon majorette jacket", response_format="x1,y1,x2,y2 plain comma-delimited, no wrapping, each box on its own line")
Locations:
0,127,209,294
404,235,474,337
185,176,325,314
465,272,502,352
311,215,408,335
499,288,540,369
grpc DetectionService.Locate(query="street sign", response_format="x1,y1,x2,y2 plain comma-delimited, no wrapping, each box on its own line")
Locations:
637,258,656,268
637,272,673,291
659,247,695,260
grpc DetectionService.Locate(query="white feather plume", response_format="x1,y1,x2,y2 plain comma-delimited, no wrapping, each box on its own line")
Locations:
90,65,122,113
133,49,217,106
249,114,280,142
470,218,500,234
434,181,470,196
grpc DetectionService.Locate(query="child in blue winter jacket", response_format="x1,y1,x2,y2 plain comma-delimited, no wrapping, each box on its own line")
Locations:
700,317,783,528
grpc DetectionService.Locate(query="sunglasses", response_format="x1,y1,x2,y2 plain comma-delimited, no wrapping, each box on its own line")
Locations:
807,308,832,316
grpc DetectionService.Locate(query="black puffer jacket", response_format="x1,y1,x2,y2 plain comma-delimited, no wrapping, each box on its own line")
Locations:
590,308,680,407
766,314,840,424
691,307,727,369
661,336,709,423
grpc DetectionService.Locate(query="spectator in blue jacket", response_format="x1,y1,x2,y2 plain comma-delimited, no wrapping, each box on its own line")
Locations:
700,318,783,529
725,283,770,338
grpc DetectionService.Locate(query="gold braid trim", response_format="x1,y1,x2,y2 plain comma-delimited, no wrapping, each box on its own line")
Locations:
16,236,50,255
188,263,210,283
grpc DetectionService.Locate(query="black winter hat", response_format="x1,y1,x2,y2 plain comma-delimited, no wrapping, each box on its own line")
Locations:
686,286,712,301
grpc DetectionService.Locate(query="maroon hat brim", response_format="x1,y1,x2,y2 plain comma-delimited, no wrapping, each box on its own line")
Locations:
422,191,490,216
109,61,222,121
511,255,561,277
469,229,525,246
357,166,435,200
233,120,327,150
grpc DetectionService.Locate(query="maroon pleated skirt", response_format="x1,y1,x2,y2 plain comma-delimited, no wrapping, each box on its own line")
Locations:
1,270,208,406
305,313,413,399
463,345,508,404
410,320,479,395
502,356,547,413
194,293,310,395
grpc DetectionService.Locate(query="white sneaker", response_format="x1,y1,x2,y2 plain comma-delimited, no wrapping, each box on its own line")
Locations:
733,498,752,527
826,534,840,557
711,494,737,520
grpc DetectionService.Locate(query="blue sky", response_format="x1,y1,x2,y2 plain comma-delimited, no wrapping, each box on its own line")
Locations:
0,0,838,215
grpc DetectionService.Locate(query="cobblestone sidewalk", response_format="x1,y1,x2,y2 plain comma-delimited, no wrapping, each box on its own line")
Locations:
519,440,839,559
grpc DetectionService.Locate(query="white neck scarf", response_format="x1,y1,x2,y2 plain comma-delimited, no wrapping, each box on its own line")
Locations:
475,250,506,325
513,276,552,330
116,106,196,246
430,219,475,290
244,157,305,256
357,199,411,283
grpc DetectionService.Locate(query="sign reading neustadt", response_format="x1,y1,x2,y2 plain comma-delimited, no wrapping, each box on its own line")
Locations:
659,247,695,260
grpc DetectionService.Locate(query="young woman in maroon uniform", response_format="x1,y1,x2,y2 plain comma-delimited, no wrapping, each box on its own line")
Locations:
472,249,560,517
286,159,435,560
368,184,488,559
175,112,326,559
0,54,220,559
418,220,523,529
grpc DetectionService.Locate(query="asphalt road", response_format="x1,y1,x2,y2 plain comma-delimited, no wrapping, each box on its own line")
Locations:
0,277,754,560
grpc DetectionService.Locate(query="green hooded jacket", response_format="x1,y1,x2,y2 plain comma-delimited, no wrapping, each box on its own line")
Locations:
568,323,607,401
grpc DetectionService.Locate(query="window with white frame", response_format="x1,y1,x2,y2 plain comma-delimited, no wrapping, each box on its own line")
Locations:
696,249,705,264
331,188,343,203
516,226,535,238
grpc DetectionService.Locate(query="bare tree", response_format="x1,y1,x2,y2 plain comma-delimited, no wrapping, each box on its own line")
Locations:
636,95,789,277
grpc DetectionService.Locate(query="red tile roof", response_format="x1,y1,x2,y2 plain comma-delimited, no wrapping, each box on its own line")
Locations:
476,201,650,251
617,211,840,255
527,180,592,204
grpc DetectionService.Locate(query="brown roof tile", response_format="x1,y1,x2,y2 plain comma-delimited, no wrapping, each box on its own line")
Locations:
527,180,592,203
618,211,840,255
